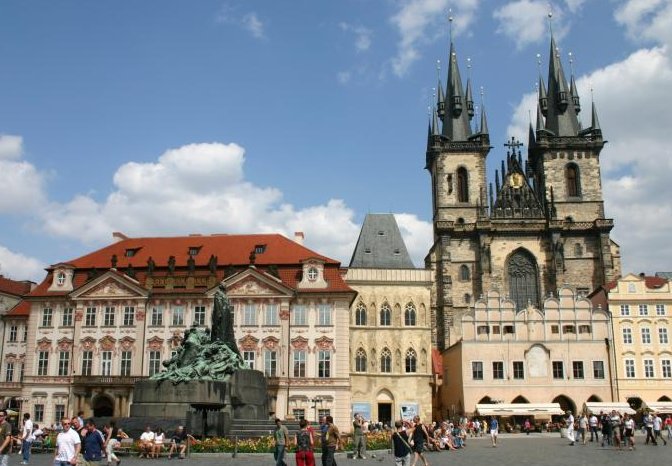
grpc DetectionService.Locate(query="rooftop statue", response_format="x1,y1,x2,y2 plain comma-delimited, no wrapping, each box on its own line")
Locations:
151,285,245,384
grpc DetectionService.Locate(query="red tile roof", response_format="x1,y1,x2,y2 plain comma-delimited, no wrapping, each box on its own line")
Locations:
6,300,30,317
0,275,34,297
29,233,353,297
605,275,668,290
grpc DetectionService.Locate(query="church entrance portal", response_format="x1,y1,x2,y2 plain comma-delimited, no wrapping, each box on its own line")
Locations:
377,403,392,426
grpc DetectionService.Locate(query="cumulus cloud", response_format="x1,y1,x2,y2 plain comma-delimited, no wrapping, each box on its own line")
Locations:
615,0,672,45
337,71,352,84
34,141,431,266
0,245,45,282
0,134,47,213
242,12,265,39
389,0,480,77
339,22,373,52
506,3,672,274
395,213,434,265
493,0,571,50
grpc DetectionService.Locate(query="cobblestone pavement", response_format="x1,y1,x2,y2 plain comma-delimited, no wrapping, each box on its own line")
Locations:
12,434,671,466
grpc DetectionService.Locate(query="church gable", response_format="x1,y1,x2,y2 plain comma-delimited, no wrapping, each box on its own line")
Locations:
222,267,293,298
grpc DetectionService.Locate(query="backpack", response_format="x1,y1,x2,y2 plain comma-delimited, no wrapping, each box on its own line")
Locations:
297,430,311,451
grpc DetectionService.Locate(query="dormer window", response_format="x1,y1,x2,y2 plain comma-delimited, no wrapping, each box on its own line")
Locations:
254,244,267,254
377,230,385,236
188,246,201,256
307,267,319,281
364,248,372,254
125,248,140,257
56,272,66,286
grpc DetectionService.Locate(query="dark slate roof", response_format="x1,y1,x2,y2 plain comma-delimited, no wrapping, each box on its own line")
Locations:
655,272,672,280
349,214,415,269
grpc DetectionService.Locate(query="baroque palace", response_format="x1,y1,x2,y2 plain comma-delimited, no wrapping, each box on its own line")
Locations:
2,30,671,429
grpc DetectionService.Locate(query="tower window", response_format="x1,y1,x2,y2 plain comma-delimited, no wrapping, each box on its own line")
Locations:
507,249,540,311
566,163,581,197
459,265,470,281
457,167,469,202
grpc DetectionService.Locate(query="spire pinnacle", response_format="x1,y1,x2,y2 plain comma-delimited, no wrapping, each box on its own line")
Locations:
436,60,446,118
568,52,581,113
545,32,581,136
465,59,475,119
479,86,489,135
441,36,472,140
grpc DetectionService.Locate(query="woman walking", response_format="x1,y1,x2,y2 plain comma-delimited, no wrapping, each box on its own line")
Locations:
294,419,315,466
409,416,430,466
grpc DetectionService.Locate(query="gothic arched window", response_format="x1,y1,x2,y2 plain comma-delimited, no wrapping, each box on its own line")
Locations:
405,348,417,373
566,163,581,197
380,303,391,326
404,303,417,326
459,264,470,281
507,249,540,311
355,348,367,372
380,348,392,373
355,303,367,326
457,167,469,202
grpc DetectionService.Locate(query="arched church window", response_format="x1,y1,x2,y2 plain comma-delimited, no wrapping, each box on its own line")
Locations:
459,264,470,281
457,167,469,202
566,163,581,197
404,303,416,326
380,348,392,373
355,348,367,372
355,303,367,326
405,348,417,373
380,303,391,326
507,249,540,311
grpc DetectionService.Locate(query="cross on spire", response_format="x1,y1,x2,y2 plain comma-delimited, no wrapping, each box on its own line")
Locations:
504,137,523,155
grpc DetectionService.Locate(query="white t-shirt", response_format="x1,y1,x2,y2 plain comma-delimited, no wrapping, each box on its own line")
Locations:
22,419,34,441
154,433,165,445
56,429,81,462
653,416,663,430
589,415,598,427
140,432,155,442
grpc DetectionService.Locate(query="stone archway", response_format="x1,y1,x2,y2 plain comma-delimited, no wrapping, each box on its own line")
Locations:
511,395,529,404
658,396,671,402
587,394,602,402
92,394,114,417
552,395,576,415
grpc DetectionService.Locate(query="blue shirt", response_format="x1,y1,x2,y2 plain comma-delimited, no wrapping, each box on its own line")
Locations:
82,430,104,461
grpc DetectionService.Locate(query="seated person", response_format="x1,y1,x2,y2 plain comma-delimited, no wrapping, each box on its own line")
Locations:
139,426,155,458
152,428,165,459
168,426,188,459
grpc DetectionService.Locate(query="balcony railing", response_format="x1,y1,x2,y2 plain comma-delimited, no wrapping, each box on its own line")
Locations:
72,376,147,386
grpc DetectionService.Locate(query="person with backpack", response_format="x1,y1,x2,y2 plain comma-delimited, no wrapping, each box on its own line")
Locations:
294,419,315,466
391,421,411,466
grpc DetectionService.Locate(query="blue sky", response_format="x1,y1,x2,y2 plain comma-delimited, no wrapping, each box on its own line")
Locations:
1,0,671,281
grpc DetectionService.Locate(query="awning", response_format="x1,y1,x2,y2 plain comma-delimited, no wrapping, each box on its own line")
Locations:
475,403,564,418
583,402,635,415
642,401,672,414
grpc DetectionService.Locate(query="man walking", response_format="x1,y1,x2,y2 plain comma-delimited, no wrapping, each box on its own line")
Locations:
644,411,656,445
0,410,12,466
324,416,340,466
273,418,289,466
81,420,104,466
489,417,499,448
319,417,328,466
391,421,411,466
653,412,667,446
54,418,81,466
588,412,599,443
20,413,34,465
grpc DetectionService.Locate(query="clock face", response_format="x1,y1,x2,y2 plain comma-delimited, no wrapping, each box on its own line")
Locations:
508,173,524,189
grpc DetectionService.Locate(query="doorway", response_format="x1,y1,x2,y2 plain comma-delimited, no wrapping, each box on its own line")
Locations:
378,403,392,426
93,395,114,417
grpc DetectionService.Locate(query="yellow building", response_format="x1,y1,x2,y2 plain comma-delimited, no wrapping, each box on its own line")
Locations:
590,273,672,409
345,214,437,426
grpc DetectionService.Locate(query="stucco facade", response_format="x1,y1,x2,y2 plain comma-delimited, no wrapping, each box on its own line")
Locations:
441,288,613,418
590,274,672,408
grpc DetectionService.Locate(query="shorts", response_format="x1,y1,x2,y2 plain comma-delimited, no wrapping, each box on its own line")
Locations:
490,429,498,436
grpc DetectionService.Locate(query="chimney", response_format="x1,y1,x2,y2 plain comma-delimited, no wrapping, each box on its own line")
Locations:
294,231,305,245
112,232,128,242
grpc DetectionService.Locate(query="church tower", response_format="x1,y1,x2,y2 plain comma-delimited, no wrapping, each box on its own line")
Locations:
426,30,620,350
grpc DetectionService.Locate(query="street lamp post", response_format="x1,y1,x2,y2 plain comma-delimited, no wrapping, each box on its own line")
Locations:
310,397,323,423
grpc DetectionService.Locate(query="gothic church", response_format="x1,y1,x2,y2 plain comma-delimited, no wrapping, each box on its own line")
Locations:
425,34,621,349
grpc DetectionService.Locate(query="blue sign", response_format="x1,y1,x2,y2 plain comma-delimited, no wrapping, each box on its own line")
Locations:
352,402,372,421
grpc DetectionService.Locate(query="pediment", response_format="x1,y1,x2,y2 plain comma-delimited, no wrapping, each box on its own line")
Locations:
219,267,293,298
71,271,148,300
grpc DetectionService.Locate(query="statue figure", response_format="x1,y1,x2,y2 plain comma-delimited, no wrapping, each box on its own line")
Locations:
111,254,118,269
147,257,156,276
212,285,240,356
208,255,218,274
187,256,196,274
149,285,246,384
168,256,176,274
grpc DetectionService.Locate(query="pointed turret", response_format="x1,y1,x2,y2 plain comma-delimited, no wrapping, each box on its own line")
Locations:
538,74,548,116
536,103,545,132
480,105,489,135
591,100,602,137
528,121,536,146
465,78,475,119
570,74,580,113
437,79,446,119
432,105,441,136
545,35,581,136
441,42,472,141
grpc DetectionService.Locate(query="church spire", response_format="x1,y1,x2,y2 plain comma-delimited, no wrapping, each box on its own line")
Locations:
591,100,602,137
545,33,581,136
441,23,472,141
436,60,445,119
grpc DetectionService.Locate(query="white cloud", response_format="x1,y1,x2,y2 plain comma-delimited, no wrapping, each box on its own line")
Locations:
0,134,23,160
564,0,586,13
0,245,45,282
216,4,266,40
395,213,434,266
493,1,570,50
389,0,480,77
337,71,352,84
615,0,672,45
506,5,672,275
0,135,47,213
339,22,373,52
